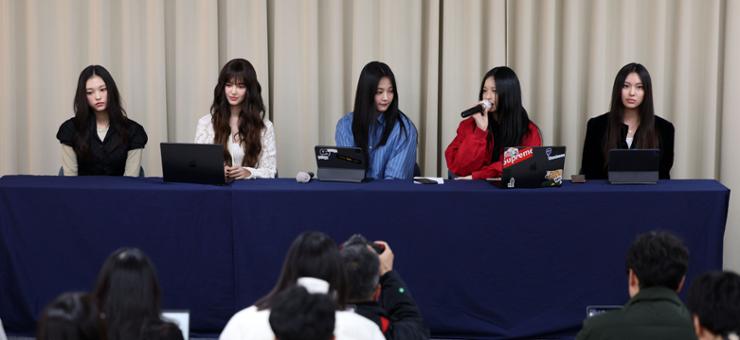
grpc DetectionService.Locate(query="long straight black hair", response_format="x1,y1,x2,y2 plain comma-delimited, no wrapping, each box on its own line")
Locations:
351,61,407,152
255,231,348,310
604,63,658,162
93,248,166,340
210,58,266,167
480,66,532,161
73,65,128,158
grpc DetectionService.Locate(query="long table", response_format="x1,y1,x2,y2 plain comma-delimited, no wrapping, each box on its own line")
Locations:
0,176,730,338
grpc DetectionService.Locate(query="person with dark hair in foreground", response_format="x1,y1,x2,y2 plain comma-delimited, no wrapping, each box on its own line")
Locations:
341,235,429,340
576,231,694,340
269,285,336,340
687,271,740,340
220,231,384,340
37,292,104,340
94,248,183,340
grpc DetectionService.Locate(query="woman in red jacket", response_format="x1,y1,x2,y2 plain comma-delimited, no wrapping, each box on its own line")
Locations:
445,66,542,179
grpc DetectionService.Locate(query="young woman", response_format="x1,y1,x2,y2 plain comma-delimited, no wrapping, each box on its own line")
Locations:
445,66,542,179
335,61,418,180
57,65,148,176
220,231,384,340
580,63,674,179
93,248,183,340
195,58,276,179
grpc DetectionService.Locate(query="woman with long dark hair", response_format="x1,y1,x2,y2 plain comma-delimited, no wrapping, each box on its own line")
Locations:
56,65,148,176
335,61,418,180
220,231,384,340
195,58,276,179
93,248,183,340
445,66,542,179
580,63,674,179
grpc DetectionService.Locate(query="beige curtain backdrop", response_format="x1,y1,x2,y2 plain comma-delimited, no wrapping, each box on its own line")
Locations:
0,0,738,270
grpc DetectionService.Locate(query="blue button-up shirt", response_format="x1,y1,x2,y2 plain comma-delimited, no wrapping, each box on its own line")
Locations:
335,112,418,180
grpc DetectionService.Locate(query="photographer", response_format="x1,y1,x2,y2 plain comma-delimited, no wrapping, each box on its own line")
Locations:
341,235,429,340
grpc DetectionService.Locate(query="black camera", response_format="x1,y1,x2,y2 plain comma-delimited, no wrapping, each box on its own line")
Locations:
343,234,385,254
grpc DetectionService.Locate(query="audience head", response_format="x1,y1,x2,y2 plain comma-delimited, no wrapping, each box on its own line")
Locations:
625,231,689,297
340,235,381,302
256,231,348,309
37,292,104,340
93,248,173,340
687,271,740,340
269,285,336,340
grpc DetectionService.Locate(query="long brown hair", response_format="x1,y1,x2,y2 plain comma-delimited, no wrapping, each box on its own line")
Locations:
604,63,658,163
210,58,266,167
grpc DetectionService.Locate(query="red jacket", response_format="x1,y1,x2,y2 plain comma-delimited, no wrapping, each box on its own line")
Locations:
445,118,542,179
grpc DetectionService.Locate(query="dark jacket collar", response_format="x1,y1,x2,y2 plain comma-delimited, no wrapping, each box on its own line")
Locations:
627,286,683,307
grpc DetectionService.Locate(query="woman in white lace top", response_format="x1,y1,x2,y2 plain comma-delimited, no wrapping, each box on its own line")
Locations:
195,58,276,179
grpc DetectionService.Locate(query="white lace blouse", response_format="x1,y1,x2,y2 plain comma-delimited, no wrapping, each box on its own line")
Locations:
194,114,277,179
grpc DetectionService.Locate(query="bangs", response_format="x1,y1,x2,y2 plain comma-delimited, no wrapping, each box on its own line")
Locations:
221,65,249,85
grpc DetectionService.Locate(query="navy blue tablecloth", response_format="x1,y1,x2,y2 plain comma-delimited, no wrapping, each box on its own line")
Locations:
0,176,236,334
0,176,730,339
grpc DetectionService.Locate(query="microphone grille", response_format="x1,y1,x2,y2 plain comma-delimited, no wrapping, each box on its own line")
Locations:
296,171,310,183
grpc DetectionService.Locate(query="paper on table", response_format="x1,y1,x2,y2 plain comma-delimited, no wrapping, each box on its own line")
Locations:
413,177,444,184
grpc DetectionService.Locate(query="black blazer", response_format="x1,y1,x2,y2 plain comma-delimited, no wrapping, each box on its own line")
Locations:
580,112,674,179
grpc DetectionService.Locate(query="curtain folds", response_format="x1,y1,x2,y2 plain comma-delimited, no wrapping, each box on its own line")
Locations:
1,0,738,269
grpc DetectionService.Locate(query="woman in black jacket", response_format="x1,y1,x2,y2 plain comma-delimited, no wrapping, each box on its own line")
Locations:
580,63,674,179
57,65,148,176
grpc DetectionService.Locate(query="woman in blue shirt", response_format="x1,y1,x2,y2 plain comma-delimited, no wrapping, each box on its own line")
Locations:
335,61,418,180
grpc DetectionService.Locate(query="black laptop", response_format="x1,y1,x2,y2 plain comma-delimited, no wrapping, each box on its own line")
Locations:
160,143,226,185
314,146,367,183
492,146,566,188
608,149,660,184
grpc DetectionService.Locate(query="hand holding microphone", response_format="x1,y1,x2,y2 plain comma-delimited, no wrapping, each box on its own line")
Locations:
295,171,315,183
461,100,492,131
460,99,492,118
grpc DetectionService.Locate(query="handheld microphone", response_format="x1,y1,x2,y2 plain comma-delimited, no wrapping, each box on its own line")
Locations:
460,100,492,118
296,171,315,183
